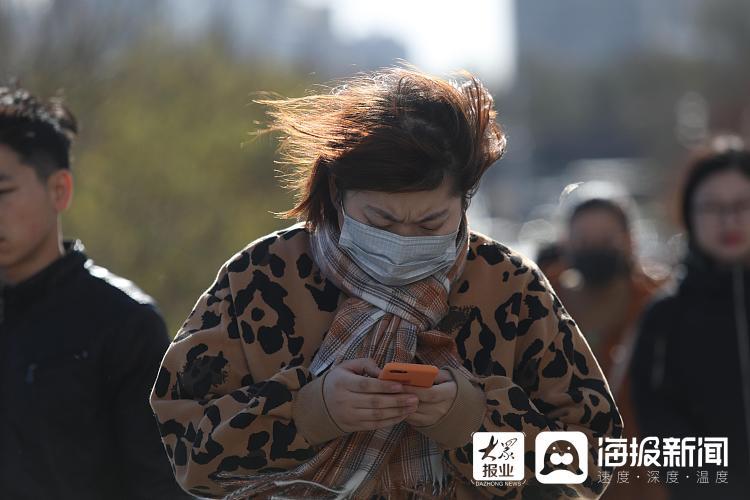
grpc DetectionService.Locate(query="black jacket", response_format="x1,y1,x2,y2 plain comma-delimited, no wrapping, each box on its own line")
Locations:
0,240,191,499
631,250,750,499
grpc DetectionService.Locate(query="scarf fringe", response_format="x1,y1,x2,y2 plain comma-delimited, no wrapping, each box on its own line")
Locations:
218,468,368,500
219,468,458,500
370,474,457,500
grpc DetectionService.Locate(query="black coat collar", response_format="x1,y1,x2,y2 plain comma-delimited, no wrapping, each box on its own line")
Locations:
1,240,88,321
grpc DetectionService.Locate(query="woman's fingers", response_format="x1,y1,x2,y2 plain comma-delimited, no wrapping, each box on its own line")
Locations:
338,357,382,379
404,412,433,427
343,370,403,394
353,404,417,422
400,381,456,403
348,392,419,410
405,400,452,427
332,394,418,431
357,415,413,431
324,359,459,432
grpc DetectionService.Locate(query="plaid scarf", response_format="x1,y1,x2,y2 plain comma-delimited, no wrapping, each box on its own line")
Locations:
220,216,479,499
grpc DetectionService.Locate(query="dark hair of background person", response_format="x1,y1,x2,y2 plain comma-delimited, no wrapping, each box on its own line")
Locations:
0,83,78,180
675,135,750,238
254,65,507,230
569,198,631,233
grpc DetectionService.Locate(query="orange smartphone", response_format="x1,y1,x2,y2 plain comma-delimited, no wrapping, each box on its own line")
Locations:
378,362,438,388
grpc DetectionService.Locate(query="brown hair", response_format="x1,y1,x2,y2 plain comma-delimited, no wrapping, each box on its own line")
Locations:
255,65,506,230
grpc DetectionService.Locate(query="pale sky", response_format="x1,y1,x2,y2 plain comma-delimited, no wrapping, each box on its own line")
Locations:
299,0,517,89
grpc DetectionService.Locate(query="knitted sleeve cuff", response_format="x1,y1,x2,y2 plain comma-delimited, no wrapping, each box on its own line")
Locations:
413,366,486,448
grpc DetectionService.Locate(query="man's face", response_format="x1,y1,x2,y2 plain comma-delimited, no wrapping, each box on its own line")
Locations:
0,144,69,272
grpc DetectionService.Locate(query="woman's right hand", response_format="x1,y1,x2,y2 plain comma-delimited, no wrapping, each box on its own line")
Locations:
323,358,419,432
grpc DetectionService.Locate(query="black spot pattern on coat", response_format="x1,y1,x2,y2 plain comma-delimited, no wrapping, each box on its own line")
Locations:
206,272,231,306
296,253,313,279
257,380,292,413
178,348,229,399
230,412,257,429
240,320,255,344
304,279,341,312
436,306,471,336
154,366,171,398
269,254,286,278
251,236,278,266
270,420,315,462
280,226,305,240
495,292,522,341
476,242,506,265
227,251,250,274
251,307,264,321
234,270,300,355
191,434,224,465
200,310,221,330
215,431,271,472
542,349,568,378
514,338,543,392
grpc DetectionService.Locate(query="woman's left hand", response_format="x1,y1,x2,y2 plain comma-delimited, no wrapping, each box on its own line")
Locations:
400,369,457,427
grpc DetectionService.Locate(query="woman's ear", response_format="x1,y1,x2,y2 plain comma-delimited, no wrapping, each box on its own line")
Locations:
327,176,345,230
328,176,342,207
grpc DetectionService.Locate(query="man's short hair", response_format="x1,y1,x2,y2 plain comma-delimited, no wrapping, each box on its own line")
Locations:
0,83,78,179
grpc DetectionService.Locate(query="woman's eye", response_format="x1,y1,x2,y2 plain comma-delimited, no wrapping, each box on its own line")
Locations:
366,218,390,230
421,220,448,231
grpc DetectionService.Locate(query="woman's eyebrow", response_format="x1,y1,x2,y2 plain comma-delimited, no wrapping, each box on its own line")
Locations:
417,208,449,223
365,205,402,222
365,205,449,223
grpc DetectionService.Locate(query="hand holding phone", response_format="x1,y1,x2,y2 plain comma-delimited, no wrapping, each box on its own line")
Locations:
378,362,439,388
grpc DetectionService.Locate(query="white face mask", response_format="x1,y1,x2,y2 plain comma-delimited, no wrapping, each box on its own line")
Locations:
337,202,461,286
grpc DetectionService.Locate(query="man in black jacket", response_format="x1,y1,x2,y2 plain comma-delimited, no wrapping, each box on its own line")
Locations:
0,85,191,499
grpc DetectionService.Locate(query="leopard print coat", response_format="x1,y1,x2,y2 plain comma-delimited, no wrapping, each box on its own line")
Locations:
150,224,623,499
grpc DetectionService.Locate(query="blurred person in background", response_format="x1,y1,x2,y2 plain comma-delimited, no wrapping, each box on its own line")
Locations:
631,135,750,499
150,66,623,499
0,85,190,499
538,182,666,500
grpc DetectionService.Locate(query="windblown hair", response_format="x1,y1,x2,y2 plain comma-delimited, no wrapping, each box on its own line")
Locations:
256,65,507,229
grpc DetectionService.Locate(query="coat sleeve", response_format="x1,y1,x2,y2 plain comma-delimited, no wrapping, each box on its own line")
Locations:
630,297,696,443
149,259,335,498
436,265,624,499
110,304,194,499
629,298,706,499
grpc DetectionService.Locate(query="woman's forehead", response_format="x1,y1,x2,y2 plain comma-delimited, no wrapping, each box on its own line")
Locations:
348,186,461,213
694,169,750,200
